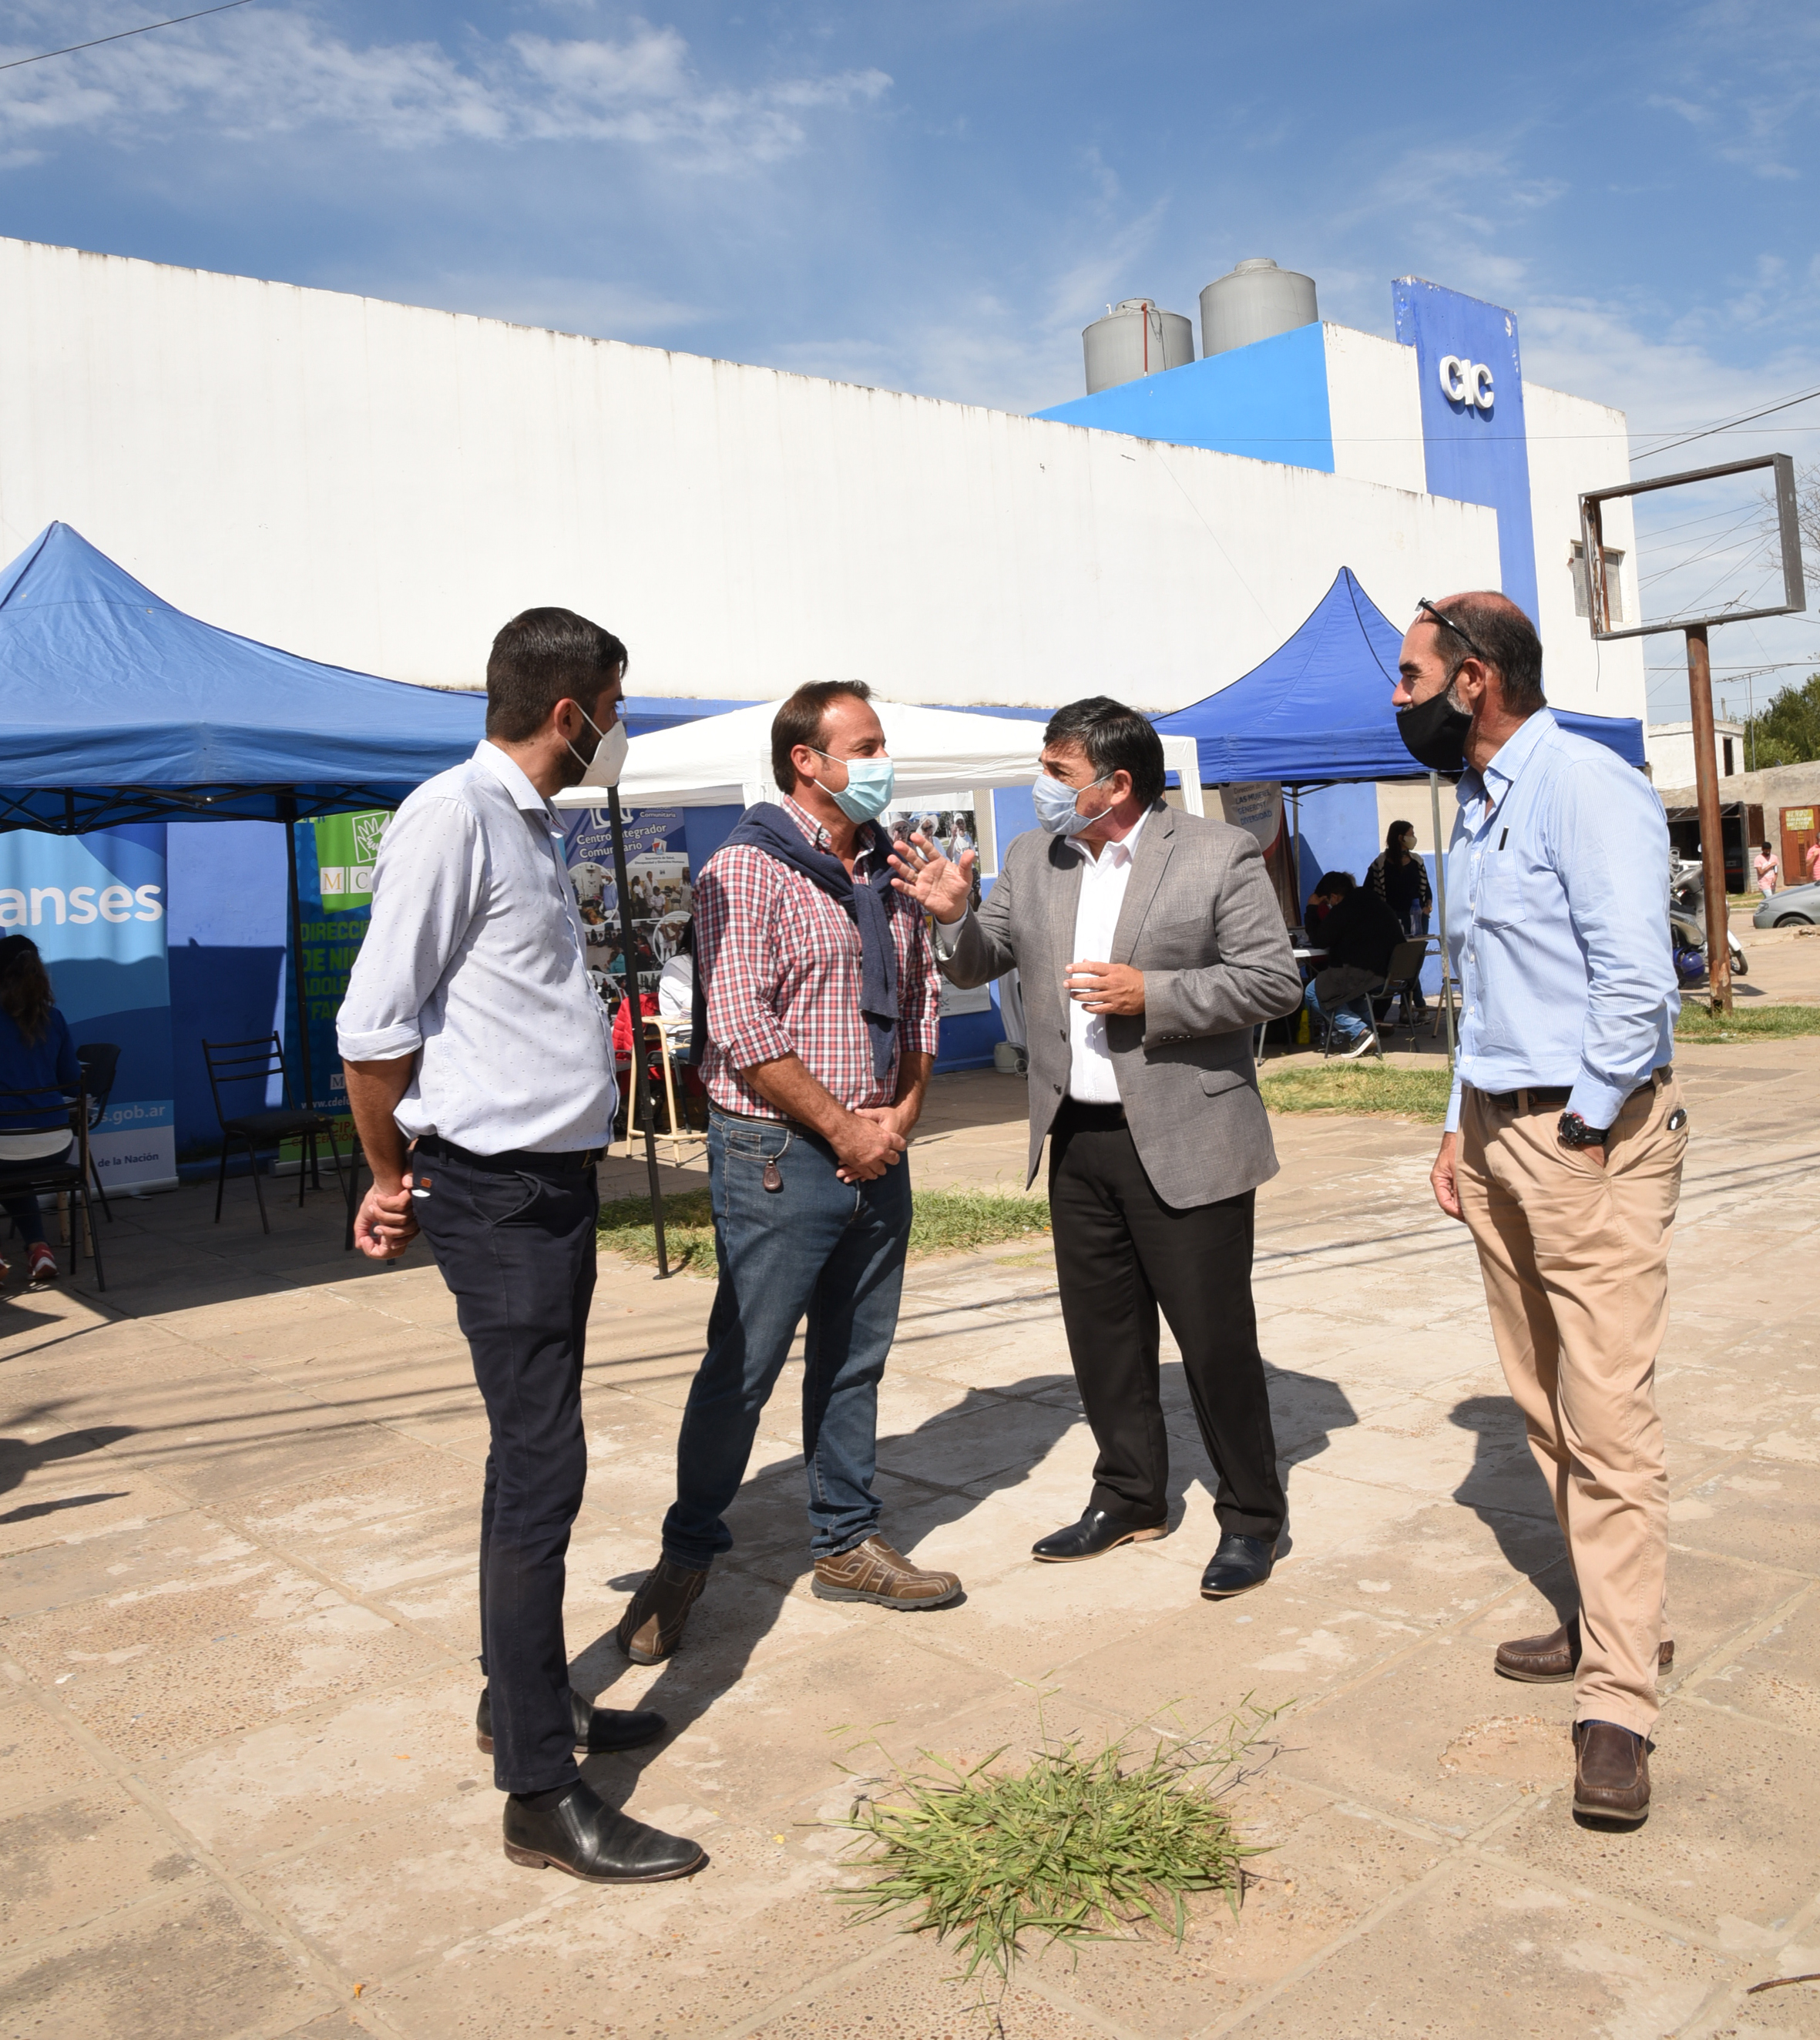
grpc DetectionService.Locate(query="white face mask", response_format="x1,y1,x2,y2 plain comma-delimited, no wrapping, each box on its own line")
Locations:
566,704,629,789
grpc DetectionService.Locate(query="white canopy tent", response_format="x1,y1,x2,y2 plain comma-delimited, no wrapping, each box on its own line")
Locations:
552,697,1204,816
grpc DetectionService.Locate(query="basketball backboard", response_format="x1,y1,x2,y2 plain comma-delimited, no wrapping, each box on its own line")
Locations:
1578,452,1805,642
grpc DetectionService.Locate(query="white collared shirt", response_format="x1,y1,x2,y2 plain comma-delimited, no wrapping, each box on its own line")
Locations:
1066,810,1147,1102
337,740,617,1154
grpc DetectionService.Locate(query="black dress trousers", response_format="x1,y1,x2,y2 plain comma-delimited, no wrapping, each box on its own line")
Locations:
411,1146,599,1795
1047,1101,1284,1538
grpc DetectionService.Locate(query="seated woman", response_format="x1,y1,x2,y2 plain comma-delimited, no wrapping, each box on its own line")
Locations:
0,934,80,1287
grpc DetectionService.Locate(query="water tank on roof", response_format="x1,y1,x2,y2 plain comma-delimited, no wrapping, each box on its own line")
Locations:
1081,297,1196,395
1198,258,1318,357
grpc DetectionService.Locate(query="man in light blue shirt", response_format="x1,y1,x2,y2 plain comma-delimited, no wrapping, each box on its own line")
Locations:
1395,592,1687,1830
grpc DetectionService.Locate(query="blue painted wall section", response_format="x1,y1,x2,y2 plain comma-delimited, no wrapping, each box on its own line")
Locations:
1034,323,1333,471
1392,279,1540,627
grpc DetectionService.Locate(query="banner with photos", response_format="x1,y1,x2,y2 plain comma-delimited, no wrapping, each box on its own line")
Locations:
562,806,692,1000
884,793,992,1016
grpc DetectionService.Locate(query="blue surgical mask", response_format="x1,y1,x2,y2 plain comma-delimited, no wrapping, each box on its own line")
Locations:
811,749,896,825
1033,768,1113,837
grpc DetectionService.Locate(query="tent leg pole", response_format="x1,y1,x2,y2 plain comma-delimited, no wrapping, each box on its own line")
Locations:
607,787,670,1278
281,797,320,1188
1429,771,1456,1075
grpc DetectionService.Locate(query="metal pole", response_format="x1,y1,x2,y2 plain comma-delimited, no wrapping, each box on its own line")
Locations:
606,787,670,1278
280,795,321,1187
1686,625,1733,1015
1429,770,1457,1072
1289,786,1301,912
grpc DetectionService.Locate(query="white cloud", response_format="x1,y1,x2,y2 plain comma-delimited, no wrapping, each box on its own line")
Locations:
0,8,889,171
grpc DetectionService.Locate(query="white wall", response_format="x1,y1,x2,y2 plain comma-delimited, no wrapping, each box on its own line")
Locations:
0,238,1501,713
1522,379,1647,720
1645,720,1746,789
1324,325,1426,496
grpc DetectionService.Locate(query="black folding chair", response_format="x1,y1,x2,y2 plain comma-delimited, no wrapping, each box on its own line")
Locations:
1378,938,1436,1050
202,1034,347,1235
0,1082,105,1290
74,1042,121,1222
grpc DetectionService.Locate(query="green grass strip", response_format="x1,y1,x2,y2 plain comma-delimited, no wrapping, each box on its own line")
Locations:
1258,1063,1452,1122
1674,1002,1820,1043
597,1185,1049,1280
825,1706,1278,1988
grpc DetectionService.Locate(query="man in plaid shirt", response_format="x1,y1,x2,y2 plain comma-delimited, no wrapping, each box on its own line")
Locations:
616,681,961,1661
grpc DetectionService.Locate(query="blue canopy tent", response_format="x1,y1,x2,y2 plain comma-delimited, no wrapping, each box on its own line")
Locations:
1154,568,1648,1059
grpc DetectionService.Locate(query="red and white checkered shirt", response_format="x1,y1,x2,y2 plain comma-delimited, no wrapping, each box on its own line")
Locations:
696,796,941,1119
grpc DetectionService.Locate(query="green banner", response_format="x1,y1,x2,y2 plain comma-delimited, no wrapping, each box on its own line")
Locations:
313,809,391,914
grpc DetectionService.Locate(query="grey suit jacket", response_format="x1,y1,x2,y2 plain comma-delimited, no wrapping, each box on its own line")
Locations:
938,804,1304,1208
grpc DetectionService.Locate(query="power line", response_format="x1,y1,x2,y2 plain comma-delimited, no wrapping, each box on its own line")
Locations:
0,0,253,74
1630,381,1820,465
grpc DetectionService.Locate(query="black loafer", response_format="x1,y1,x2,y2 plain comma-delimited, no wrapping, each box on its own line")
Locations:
476,1684,665,1756
1199,1532,1278,1599
502,1780,707,1884
1032,1508,1167,1563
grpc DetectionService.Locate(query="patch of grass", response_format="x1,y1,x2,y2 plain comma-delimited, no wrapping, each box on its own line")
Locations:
1674,1002,1820,1044
1259,1062,1452,1122
597,1186,1050,1280
826,1706,1277,1988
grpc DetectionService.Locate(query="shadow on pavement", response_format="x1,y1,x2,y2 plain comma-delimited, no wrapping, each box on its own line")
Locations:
1449,1391,1575,1623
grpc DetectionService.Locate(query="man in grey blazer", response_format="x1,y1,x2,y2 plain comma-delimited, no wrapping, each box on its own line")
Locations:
890,698,1304,1599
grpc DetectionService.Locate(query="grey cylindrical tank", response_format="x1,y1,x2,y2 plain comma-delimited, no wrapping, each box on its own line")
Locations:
1198,259,1318,357
1081,297,1196,394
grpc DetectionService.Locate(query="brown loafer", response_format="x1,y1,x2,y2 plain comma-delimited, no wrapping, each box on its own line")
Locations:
812,1535,962,1609
615,1556,709,1666
1573,1720,1650,1825
1496,1619,1674,1684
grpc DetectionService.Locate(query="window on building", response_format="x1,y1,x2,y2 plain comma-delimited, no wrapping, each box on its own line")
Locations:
1723,736,1735,775
1570,542,1626,625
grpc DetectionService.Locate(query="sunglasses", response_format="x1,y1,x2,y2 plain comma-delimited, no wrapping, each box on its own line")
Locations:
1415,597,1489,663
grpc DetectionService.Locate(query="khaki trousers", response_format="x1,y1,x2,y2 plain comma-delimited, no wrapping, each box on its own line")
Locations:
1456,1070,1686,1736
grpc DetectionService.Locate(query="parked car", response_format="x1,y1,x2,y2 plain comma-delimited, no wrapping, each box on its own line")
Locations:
1755,881,1820,928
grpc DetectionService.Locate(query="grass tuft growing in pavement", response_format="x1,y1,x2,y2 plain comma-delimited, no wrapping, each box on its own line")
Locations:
1259,1063,1452,1122
826,1707,1277,1986
1674,1002,1820,1044
597,1186,1049,1280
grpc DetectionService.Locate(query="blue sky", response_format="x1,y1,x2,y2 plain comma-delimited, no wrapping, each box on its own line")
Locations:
4,0,1817,717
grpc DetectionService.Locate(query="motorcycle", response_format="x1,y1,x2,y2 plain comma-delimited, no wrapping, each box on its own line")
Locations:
1668,853,1748,985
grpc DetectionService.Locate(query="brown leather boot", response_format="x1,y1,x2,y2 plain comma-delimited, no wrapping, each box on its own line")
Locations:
812,1535,962,1609
1573,1720,1650,1824
615,1557,708,1666
1495,1619,1674,1684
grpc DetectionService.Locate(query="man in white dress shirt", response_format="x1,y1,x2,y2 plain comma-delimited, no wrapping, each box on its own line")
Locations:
337,608,703,1887
891,699,1301,1599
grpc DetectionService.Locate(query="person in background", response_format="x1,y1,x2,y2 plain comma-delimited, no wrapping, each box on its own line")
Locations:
1301,873,1403,1059
0,935,78,1288
1754,841,1778,896
1366,819,1432,1018
1396,591,1682,1830
657,919,695,1030
1806,837,1820,885
614,679,954,1668
338,606,703,1888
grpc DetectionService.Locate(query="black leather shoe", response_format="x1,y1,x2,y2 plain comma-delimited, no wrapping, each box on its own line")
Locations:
502,1780,707,1884
1199,1532,1278,1599
476,1685,665,1757
1031,1508,1167,1563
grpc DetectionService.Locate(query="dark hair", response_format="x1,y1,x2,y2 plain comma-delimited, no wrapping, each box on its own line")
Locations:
1428,592,1545,715
1313,871,1357,898
0,934,55,1045
485,608,628,741
1386,818,1415,851
1042,697,1166,807
771,680,875,793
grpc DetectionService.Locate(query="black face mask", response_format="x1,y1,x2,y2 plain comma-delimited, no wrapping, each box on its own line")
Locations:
1396,685,1472,773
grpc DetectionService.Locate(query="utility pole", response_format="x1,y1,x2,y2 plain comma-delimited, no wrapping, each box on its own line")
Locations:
1685,626,1733,1015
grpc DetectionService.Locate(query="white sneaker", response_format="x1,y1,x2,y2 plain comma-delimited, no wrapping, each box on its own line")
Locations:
1341,1033,1375,1060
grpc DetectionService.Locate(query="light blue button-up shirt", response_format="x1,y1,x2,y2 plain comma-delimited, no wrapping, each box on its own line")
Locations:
1444,708,1677,1134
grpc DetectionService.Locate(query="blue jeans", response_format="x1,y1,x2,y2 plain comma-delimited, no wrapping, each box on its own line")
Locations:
661,1109,912,1569
1304,978,1372,1045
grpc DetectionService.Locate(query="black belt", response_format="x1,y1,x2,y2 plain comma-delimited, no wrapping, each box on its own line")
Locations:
1056,1097,1127,1129
413,1133,602,1175
1476,1067,1671,1114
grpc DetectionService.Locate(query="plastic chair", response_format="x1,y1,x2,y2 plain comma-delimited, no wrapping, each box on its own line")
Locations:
0,1082,105,1290
74,1042,120,1221
202,1034,346,1234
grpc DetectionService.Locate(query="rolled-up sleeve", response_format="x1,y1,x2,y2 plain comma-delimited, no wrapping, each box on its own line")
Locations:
337,797,485,1062
696,848,794,1072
